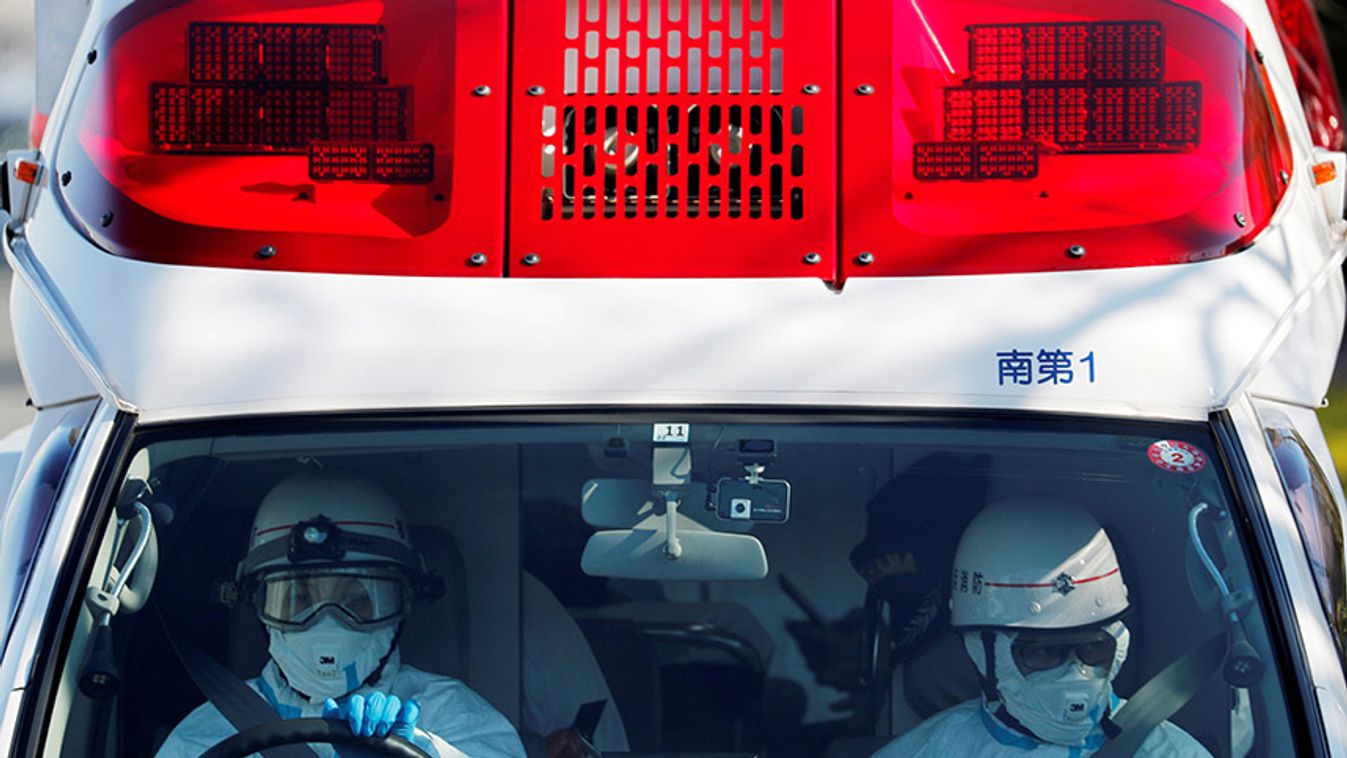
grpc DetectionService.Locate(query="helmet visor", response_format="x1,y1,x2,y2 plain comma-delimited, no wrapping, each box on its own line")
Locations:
255,566,407,630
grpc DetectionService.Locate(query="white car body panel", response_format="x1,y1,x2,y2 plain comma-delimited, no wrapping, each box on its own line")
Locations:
5,193,1345,425
0,402,114,740
1,0,1345,753
1230,397,1347,756
0,0,1341,426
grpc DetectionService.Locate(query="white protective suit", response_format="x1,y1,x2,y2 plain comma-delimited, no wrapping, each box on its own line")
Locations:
155,649,526,758
871,696,1212,758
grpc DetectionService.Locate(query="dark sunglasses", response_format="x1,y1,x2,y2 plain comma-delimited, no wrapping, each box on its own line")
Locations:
1011,632,1117,672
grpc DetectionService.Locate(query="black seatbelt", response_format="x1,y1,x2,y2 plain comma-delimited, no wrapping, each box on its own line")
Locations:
159,609,320,758
1090,633,1226,758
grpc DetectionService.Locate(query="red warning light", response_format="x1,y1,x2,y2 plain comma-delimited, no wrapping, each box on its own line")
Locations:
842,0,1293,277
58,0,502,277
915,21,1201,182
149,21,425,183
1268,0,1345,150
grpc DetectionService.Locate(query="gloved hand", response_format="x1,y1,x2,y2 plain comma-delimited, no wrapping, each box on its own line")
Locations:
322,692,422,740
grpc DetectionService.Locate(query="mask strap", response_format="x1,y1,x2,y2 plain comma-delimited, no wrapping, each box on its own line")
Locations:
361,624,404,690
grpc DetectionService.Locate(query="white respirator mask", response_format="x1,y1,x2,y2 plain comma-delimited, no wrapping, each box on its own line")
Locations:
966,621,1130,747
268,613,397,700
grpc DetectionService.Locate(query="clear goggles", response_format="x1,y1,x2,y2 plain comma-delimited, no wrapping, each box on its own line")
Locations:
252,565,409,631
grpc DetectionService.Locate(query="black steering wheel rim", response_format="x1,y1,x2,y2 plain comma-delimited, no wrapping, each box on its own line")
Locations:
198,717,431,758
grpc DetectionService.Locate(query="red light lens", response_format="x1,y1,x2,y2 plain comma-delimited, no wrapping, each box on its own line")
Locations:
56,0,503,276
1266,0,1344,150
841,0,1294,277
916,21,1202,185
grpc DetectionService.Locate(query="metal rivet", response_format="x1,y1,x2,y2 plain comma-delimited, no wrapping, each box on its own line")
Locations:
468,252,488,266
60,171,71,186
86,50,97,64
255,245,277,259
472,85,491,96
1234,213,1248,228
803,252,821,265
1279,170,1290,184
1066,244,1086,259
855,252,875,265
99,212,113,227
522,253,541,266
855,84,875,96
802,84,821,95
527,85,546,96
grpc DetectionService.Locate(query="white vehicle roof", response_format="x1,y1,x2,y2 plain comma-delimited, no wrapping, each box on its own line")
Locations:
5,0,1345,424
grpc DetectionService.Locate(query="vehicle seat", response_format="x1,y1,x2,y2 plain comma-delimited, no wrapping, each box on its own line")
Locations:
573,600,774,751
521,571,630,753
822,631,979,758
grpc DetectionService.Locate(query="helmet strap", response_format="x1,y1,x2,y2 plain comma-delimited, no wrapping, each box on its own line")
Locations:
978,630,1000,704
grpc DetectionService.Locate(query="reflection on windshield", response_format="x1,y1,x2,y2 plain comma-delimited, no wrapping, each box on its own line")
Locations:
65,416,1294,757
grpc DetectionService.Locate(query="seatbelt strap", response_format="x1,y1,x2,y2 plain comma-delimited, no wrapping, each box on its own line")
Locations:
159,609,320,758
1089,633,1226,758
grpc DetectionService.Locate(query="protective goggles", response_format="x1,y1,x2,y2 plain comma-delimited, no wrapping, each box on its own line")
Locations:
1010,629,1117,672
252,565,409,631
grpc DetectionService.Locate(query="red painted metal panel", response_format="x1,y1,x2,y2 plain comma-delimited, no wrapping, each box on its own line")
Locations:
840,0,1291,280
509,0,836,279
59,0,508,276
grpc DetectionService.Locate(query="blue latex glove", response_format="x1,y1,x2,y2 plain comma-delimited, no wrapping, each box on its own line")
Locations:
322,692,421,740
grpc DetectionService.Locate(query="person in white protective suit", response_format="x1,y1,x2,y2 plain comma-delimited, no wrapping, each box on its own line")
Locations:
873,498,1212,757
156,470,527,758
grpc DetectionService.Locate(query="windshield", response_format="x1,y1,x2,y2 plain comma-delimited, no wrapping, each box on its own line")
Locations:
54,413,1300,757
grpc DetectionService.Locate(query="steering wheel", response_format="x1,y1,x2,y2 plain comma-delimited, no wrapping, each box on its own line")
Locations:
199,717,432,758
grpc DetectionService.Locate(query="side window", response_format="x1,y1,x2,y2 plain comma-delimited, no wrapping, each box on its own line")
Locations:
0,400,98,647
1265,425,1347,653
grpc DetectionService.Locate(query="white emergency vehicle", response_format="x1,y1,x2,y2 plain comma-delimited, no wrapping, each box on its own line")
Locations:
2,0,1347,756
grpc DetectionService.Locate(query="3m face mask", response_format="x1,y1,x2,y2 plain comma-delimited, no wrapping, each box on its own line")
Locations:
966,622,1130,747
268,614,396,700
997,654,1113,745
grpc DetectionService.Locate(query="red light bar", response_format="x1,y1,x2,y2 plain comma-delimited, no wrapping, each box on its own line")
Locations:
1269,0,1345,150
188,22,385,85
151,84,412,153
309,142,434,183
914,141,1039,181
919,19,1201,181
60,0,498,277
841,0,1293,278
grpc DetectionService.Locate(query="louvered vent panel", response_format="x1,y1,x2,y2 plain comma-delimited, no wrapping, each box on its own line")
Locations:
510,0,835,278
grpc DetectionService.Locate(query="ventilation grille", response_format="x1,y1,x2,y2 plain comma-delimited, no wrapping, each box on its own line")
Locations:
562,0,785,96
540,102,804,219
538,0,805,222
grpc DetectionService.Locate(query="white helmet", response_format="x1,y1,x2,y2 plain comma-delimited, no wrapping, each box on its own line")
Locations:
235,469,437,631
950,498,1129,630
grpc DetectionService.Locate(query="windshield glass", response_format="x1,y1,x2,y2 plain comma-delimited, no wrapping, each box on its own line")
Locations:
62,413,1300,757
